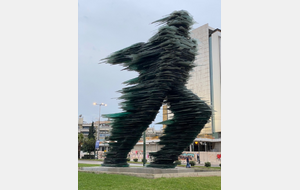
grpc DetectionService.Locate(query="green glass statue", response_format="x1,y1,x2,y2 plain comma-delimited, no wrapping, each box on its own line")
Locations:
100,10,212,168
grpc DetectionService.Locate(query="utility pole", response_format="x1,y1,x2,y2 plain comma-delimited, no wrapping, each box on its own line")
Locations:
93,102,107,159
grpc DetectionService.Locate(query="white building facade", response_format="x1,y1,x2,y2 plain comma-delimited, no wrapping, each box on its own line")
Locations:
186,23,221,138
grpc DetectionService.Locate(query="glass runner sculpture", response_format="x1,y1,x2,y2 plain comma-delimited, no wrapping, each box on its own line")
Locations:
100,10,212,168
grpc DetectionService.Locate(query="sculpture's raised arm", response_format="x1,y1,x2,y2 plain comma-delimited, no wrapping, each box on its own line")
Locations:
100,42,145,65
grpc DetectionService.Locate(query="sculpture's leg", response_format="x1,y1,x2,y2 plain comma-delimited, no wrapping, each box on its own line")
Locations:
102,87,166,167
147,86,212,168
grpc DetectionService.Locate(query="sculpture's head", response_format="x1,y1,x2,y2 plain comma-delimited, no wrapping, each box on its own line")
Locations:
152,10,195,30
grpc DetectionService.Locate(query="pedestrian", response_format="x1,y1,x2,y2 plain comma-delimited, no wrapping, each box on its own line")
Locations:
186,156,190,168
197,153,200,164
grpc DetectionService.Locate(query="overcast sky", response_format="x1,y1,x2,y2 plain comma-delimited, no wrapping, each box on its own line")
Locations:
78,0,221,129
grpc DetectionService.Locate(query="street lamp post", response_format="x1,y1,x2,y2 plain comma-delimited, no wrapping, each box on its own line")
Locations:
143,131,146,166
93,102,107,158
204,142,207,162
200,142,207,163
198,141,200,164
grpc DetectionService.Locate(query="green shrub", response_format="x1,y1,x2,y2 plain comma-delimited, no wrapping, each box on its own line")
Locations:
133,158,138,162
126,158,130,161
190,161,196,166
174,160,181,165
142,159,147,164
219,163,221,167
205,162,211,167
82,155,95,159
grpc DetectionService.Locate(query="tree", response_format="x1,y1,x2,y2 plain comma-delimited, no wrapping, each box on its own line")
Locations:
82,122,96,155
88,121,96,140
78,133,84,159
82,138,96,155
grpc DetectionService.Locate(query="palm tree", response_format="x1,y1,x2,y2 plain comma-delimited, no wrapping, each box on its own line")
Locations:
78,133,84,159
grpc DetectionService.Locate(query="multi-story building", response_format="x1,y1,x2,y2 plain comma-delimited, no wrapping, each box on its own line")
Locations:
78,116,112,141
163,23,221,139
188,24,221,138
78,116,91,138
94,120,111,143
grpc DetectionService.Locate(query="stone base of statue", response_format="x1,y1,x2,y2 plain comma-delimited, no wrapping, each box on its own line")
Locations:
79,166,221,179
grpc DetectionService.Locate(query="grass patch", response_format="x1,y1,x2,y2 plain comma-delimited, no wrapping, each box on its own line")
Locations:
79,159,104,161
177,165,221,170
78,164,143,168
128,161,143,164
78,172,221,190
79,163,101,167
79,159,143,164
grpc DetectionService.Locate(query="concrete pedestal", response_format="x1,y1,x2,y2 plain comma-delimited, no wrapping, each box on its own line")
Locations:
78,167,221,178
